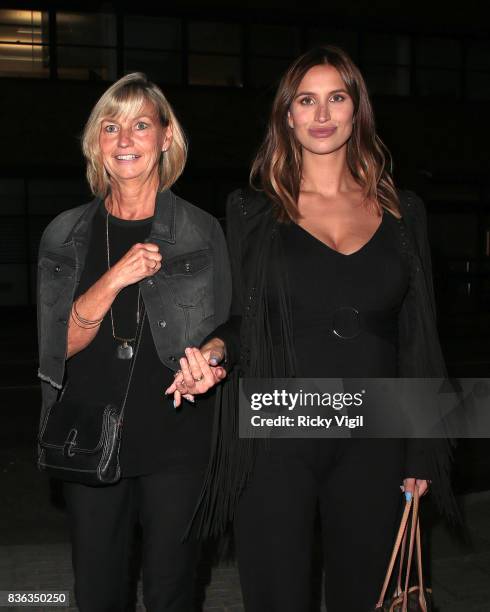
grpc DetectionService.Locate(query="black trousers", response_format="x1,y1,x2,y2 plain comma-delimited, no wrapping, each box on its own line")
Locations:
234,439,405,612
63,466,205,612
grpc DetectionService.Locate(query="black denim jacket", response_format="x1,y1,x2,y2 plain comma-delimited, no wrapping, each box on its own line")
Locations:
37,189,232,425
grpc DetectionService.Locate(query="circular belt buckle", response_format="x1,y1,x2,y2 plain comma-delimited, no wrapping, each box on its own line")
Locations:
332,306,361,340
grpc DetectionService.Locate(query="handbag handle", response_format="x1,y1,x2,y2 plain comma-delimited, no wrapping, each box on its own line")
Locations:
376,486,428,610
402,486,418,609
401,487,428,612
375,496,412,607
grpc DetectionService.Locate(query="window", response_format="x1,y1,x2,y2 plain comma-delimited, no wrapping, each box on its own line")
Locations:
0,9,49,78
415,37,462,97
0,178,29,304
188,21,242,86
0,9,487,101
0,177,90,305
248,24,300,88
124,15,182,84
56,12,117,80
363,34,411,96
467,41,490,100
307,28,358,61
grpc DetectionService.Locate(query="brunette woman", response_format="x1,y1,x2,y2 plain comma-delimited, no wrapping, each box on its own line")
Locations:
167,47,455,612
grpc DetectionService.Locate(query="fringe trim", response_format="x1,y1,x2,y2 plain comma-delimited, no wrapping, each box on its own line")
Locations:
37,369,63,390
184,370,256,539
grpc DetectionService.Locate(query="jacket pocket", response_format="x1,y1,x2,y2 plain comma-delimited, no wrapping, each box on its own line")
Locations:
38,253,76,307
162,249,211,278
161,249,214,317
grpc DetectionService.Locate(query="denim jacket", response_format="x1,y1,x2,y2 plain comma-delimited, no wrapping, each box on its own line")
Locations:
37,189,232,425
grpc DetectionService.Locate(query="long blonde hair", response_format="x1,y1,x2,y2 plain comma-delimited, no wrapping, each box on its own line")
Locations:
82,72,187,197
250,46,400,221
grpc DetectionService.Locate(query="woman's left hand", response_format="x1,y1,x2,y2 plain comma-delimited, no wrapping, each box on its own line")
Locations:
165,347,227,407
401,477,430,501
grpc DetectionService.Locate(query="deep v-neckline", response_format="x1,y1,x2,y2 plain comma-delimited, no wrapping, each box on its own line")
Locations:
294,213,384,257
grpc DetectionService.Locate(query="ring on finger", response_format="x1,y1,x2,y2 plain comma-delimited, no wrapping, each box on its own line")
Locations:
193,374,204,382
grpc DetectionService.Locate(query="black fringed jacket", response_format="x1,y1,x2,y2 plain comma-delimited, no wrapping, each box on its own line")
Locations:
189,187,458,538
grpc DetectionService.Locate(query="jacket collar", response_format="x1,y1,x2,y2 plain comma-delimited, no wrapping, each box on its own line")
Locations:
65,188,177,246
148,189,176,244
63,197,99,247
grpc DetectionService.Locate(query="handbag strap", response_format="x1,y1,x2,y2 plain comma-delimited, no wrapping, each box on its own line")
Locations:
396,512,408,596
375,497,413,607
118,302,146,423
377,486,429,611
402,487,427,612
403,487,429,612
402,486,419,608
416,516,428,610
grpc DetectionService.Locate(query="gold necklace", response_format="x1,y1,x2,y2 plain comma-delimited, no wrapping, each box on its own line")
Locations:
105,206,141,360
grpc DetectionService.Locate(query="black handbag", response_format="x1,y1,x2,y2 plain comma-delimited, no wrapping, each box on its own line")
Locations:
37,307,144,486
375,487,432,611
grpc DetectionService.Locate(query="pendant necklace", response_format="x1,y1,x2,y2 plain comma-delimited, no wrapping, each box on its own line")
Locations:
106,206,140,360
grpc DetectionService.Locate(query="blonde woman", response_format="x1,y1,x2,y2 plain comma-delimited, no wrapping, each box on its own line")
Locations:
37,73,231,611
167,48,456,612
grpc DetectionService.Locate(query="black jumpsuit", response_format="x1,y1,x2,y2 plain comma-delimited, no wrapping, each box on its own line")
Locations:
234,212,411,612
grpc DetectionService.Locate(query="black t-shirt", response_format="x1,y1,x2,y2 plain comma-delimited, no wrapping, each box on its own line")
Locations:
64,203,214,476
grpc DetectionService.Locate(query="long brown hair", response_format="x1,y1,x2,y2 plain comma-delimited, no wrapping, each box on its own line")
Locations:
250,46,400,221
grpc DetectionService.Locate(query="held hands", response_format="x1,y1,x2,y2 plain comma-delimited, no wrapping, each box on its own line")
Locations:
165,339,227,407
401,478,430,502
107,242,162,293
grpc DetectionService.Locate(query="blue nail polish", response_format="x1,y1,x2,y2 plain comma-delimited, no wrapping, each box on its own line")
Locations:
405,491,412,502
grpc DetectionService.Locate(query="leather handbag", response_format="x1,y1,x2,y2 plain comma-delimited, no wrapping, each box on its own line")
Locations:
37,307,144,486
375,487,432,611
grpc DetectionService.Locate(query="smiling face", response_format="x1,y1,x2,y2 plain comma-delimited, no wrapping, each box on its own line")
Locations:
99,100,172,187
287,64,355,157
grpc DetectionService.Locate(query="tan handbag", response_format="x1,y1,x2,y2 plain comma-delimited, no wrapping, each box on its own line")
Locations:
375,487,432,611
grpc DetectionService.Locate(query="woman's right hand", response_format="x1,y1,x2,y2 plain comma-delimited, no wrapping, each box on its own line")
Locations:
165,339,227,407
107,242,162,293
67,243,161,359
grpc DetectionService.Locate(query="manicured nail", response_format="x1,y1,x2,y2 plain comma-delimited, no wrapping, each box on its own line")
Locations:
209,357,218,366
173,400,176,409
405,492,412,502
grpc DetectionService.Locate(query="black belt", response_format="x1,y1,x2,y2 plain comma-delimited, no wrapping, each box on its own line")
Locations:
326,306,397,341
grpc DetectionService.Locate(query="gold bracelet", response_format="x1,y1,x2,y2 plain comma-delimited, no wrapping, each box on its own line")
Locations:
70,309,101,329
71,301,104,328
